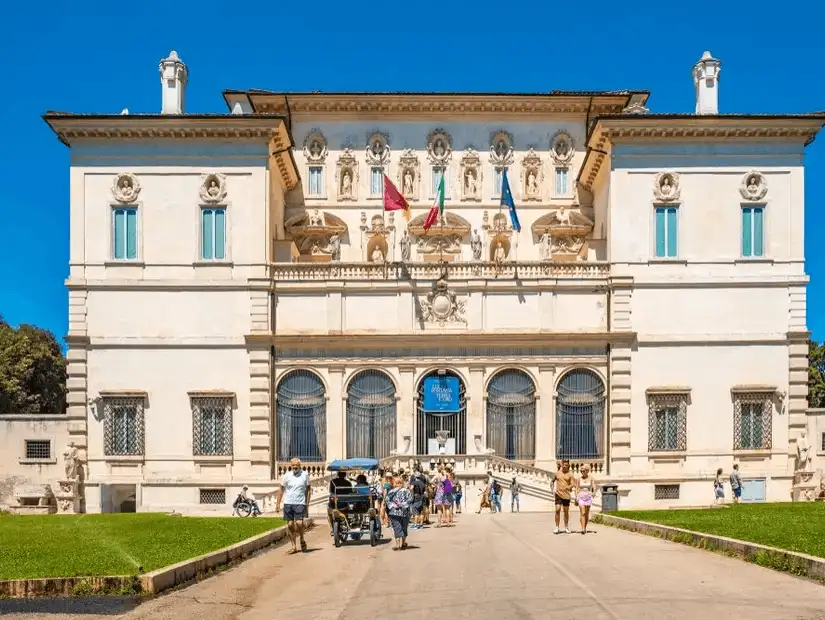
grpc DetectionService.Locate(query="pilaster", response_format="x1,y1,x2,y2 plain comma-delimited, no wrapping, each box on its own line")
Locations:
398,366,415,455
536,364,556,467
248,286,271,334
608,276,634,474
787,330,810,470
327,366,345,461
65,336,90,450
247,345,272,472
469,365,485,451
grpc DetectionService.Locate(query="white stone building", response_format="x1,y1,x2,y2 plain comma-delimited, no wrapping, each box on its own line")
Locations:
5,50,823,513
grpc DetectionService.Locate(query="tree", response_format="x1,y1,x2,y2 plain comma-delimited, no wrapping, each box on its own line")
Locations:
0,317,67,413
809,340,825,409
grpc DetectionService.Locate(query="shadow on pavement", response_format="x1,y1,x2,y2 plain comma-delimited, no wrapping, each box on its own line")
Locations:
0,596,141,616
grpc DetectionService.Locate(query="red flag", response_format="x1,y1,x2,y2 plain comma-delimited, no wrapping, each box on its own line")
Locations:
383,175,411,221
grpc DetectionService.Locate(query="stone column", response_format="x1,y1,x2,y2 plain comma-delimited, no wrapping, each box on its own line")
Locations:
536,364,556,469
608,275,634,476
327,366,345,461
469,365,485,453
398,366,416,456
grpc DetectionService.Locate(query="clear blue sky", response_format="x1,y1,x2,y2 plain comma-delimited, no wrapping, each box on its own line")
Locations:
1,1,824,343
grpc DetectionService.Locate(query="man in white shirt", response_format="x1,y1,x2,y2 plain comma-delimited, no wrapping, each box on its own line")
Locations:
276,457,312,553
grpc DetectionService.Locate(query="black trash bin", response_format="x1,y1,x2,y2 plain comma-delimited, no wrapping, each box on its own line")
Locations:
601,484,619,512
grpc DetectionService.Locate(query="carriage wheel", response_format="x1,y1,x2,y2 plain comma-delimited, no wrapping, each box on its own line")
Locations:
333,521,342,547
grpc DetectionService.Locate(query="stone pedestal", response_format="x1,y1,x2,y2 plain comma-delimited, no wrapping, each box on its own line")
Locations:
792,470,817,502
56,479,81,514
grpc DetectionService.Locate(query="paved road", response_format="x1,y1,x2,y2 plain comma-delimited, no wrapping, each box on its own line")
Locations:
4,512,825,620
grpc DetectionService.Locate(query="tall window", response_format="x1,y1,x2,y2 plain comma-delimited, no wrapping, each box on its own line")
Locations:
308,167,324,196
733,392,772,450
556,369,605,460
112,207,138,260
370,167,383,196
647,390,688,452
276,370,326,462
192,396,233,456
431,166,447,195
103,397,145,456
201,207,226,260
555,168,569,195
742,206,764,257
493,168,504,197
654,206,678,258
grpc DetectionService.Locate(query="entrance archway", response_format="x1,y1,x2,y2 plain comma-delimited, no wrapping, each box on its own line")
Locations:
416,370,466,454
275,369,326,462
486,369,536,461
346,369,397,459
555,368,605,460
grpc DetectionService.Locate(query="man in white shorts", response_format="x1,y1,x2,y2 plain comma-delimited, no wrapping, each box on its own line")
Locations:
276,457,312,554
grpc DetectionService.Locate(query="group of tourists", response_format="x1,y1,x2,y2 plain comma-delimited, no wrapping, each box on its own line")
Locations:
550,459,597,534
476,472,519,513
714,464,744,504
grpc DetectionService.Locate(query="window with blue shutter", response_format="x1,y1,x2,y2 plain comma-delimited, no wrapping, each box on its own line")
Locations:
493,168,504,197
370,168,383,196
654,207,678,258
201,208,226,260
741,206,764,257
112,207,137,260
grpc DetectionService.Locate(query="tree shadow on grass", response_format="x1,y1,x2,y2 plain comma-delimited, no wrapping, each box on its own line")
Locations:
0,596,141,616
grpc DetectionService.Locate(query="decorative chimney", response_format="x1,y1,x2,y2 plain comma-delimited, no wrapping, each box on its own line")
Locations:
692,51,721,115
159,50,188,115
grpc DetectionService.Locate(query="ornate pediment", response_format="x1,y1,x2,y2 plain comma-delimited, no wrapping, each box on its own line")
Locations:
490,131,514,167
303,130,328,164
408,212,471,257
365,132,390,166
427,129,453,165
521,148,543,202
532,207,594,261
285,209,348,261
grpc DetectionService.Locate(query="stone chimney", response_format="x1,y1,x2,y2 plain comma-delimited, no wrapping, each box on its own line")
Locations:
692,51,721,115
159,50,188,115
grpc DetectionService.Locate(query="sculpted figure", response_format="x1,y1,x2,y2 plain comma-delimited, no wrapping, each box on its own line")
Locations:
797,431,811,471
309,209,323,227
494,241,506,263
341,171,352,197
400,230,411,262
470,229,482,260
434,139,445,158
527,171,538,196
119,178,135,200
207,179,221,198
748,175,760,195
465,169,478,198
660,175,673,197
403,169,414,196
310,140,322,159
553,206,571,226
329,233,341,261
555,138,570,159
372,246,385,263
63,441,79,480
540,233,552,260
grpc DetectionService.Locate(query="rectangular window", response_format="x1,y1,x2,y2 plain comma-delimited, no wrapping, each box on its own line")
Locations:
821,432,825,452
112,207,137,260
370,167,383,196
647,391,688,452
741,206,765,257
555,168,569,195
103,397,145,456
192,396,233,456
201,208,227,260
734,393,772,450
25,440,51,460
653,408,680,451
199,489,226,504
308,166,323,196
494,168,504,197
654,484,680,500
654,207,678,258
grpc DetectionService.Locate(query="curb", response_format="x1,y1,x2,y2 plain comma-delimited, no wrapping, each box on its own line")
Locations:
594,514,825,582
0,518,313,598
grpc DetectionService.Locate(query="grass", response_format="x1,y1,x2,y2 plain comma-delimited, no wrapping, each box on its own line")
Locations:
0,513,285,580
615,502,825,559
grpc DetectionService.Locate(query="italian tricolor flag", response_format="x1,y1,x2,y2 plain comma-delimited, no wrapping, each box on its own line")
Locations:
423,173,445,231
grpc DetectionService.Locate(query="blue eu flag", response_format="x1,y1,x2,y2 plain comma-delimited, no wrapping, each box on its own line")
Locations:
500,170,521,232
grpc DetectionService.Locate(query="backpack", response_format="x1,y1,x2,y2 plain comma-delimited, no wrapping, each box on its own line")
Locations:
492,480,501,495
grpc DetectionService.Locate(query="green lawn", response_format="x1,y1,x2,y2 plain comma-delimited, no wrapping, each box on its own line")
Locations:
0,513,285,580
616,503,825,559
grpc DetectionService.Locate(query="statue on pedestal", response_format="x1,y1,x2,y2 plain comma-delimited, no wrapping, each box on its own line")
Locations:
797,431,811,472
63,441,80,480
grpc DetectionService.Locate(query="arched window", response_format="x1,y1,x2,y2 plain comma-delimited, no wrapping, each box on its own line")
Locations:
346,370,397,459
276,369,326,462
486,369,536,461
416,370,466,454
556,368,605,460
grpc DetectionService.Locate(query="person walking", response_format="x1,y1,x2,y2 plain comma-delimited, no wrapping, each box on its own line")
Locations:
409,470,426,530
510,477,521,513
730,464,743,504
714,468,725,505
386,476,413,550
552,460,574,534
575,464,596,534
490,478,503,513
275,457,311,554
454,479,463,514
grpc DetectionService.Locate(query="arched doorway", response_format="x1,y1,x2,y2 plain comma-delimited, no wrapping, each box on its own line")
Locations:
486,369,536,461
416,370,466,454
275,369,326,462
556,368,605,460
346,370,397,459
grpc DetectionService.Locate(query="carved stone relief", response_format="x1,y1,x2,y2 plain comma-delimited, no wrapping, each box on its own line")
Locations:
622,101,650,115
521,148,543,201
111,172,141,204
397,149,420,201
303,130,328,163
459,148,482,201
532,207,594,261
285,209,348,261
419,274,467,327
550,131,574,165
408,211,471,259
336,148,358,201
740,170,768,201
489,131,514,167
361,214,393,262
427,129,453,165
199,173,227,203
365,132,391,166
482,211,514,262
653,171,681,203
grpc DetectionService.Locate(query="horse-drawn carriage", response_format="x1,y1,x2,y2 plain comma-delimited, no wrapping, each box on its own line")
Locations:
328,458,383,548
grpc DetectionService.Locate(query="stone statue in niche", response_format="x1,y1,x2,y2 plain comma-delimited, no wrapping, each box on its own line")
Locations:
465,170,478,198
471,230,482,260
434,139,446,158
403,169,414,196
527,170,539,196
747,175,760,194
341,171,353,198
371,246,385,263
309,209,323,227
207,180,220,198
329,233,341,261
63,441,80,480
400,230,411,262
494,241,506,263
660,176,674,197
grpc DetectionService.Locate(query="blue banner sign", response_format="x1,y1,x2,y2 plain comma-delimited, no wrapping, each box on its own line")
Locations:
422,376,460,412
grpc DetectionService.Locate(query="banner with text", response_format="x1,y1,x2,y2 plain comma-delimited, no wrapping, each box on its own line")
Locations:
422,376,460,412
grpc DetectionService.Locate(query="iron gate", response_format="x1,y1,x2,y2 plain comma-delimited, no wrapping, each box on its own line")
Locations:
276,369,326,462
416,371,466,454
486,369,536,461
556,368,605,460
346,370,397,459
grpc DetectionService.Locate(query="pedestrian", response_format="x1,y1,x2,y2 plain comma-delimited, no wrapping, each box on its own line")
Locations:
476,483,493,513
575,464,596,534
490,478,503,513
386,476,413,550
454,479,463,514
552,459,574,534
327,471,352,534
380,471,393,527
275,457,311,554
730,464,743,504
410,470,426,530
444,470,456,526
714,468,725,505
433,465,449,527
510,477,521,512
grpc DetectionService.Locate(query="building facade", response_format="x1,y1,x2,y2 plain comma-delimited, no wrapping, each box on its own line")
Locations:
17,50,825,512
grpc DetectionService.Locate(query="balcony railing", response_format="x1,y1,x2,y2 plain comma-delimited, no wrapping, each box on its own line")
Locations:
270,261,609,282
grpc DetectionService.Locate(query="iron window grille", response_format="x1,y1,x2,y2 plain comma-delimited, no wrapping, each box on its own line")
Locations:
821,432,825,452
103,397,145,456
647,391,688,452
199,489,226,504
654,484,680,500
192,396,233,456
733,392,773,450
25,440,51,460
